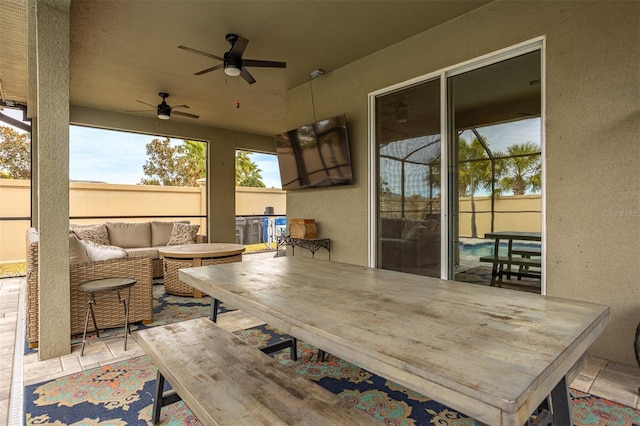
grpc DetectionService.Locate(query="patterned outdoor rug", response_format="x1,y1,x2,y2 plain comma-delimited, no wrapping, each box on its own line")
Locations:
24,324,640,426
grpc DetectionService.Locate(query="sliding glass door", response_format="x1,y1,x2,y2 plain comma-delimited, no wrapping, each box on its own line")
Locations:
448,50,542,292
373,41,543,292
374,79,442,277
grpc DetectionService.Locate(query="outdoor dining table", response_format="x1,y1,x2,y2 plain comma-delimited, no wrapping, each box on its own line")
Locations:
179,256,609,426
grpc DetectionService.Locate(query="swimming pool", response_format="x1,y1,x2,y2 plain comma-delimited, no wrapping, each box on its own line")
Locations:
459,239,541,258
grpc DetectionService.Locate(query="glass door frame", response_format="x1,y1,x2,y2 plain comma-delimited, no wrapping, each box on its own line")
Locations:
368,36,546,292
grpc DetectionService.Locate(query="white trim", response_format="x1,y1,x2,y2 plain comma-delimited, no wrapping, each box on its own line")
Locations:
367,94,377,268
439,74,449,280
446,36,545,77
539,37,547,295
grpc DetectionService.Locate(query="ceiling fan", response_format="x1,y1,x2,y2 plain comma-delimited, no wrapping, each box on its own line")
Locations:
129,92,199,120
178,33,286,85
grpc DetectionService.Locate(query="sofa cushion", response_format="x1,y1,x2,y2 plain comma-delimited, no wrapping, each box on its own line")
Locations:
70,223,110,246
69,233,91,265
125,246,161,260
151,220,189,247
81,240,129,261
167,222,200,246
106,222,151,248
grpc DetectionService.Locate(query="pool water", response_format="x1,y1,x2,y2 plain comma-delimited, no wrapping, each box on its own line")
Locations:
459,240,541,258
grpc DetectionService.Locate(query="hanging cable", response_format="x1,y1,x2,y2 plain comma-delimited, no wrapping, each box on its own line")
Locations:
309,69,324,123
309,74,318,124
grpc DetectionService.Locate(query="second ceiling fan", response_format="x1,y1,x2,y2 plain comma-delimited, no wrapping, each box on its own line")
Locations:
179,33,286,85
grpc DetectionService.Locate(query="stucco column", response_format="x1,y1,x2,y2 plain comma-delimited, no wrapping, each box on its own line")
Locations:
208,142,236,243
35,0,71,359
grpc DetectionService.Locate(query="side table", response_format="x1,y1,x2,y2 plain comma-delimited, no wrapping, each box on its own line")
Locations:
78,277,136,356
276,236,331,259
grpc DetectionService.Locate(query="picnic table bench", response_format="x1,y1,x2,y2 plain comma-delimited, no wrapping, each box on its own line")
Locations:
136,317,379,425
479,231,542,289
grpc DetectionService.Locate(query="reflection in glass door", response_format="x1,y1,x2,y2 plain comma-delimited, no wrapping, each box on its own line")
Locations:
448,50,543,292
375,79,442,277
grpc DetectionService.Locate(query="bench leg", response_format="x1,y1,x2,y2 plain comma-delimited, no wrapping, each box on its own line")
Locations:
152,370,165,424
209,298,220,322
261,338,297,361
152,370,183,424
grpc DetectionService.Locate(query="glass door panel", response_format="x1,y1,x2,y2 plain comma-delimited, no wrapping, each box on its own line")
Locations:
375,79,442,277
448,50,542,292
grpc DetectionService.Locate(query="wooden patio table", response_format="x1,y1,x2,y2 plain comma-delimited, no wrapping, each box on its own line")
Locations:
179,256,609,426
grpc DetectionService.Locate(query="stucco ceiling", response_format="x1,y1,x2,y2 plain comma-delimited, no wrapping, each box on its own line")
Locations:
2,0,492,136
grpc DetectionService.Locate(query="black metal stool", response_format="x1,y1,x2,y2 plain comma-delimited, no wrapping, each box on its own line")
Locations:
78,277,136,356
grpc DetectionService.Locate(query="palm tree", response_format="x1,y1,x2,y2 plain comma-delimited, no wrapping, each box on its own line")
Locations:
235,151,266,187
498,142,541,195
458,135,493,237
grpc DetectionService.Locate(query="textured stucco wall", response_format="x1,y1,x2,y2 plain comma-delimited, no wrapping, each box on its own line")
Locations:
35,0,72,360
285,1,640,365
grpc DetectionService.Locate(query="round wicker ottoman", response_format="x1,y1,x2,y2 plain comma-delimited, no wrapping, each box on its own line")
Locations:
159,243,245,297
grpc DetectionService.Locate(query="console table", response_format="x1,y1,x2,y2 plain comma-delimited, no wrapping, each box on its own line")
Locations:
276,236,330,259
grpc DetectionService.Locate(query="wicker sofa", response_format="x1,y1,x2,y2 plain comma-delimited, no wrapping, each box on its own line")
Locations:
70,221,208,278
25,227,154,348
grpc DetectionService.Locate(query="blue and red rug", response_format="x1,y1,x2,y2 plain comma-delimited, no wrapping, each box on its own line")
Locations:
25,323,640,425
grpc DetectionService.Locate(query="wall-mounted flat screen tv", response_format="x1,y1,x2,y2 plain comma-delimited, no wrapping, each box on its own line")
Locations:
275,114,353,190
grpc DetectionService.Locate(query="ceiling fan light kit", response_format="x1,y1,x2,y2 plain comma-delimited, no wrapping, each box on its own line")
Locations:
224,65,242,77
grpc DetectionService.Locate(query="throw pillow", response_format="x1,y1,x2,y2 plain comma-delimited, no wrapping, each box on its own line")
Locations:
69,232,91,265
70,223,110,246
167,222,200,246
81,240,129,262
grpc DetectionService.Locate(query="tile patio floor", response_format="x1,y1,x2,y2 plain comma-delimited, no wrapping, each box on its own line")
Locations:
2,253,639,425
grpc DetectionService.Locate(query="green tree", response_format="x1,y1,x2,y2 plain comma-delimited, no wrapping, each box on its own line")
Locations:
498,142,541,195
458,135,493,238
0,126,31,179
141,141,267,188
235,151,265,187
140,137,190,186
183,140,207,186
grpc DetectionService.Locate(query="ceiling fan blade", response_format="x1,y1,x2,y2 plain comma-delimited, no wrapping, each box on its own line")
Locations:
172,104,190,109
136,100,156,108
172,110,200,119
126,109,154,113
240,67,256,85
178,45,224,62
194,63,224,76
242,59,287,69
229,35,248,58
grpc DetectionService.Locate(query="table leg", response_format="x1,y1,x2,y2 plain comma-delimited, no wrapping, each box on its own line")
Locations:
550,376,573,425
491,238,501,285
192,258,203,298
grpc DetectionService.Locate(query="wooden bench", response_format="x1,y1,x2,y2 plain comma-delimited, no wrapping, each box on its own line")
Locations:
479,255,542,284
136,317,379,425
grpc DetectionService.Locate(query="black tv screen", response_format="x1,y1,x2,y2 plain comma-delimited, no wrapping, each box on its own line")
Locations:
275,115,353,190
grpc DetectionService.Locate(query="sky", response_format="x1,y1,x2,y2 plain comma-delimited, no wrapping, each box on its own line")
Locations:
69,126,284,187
